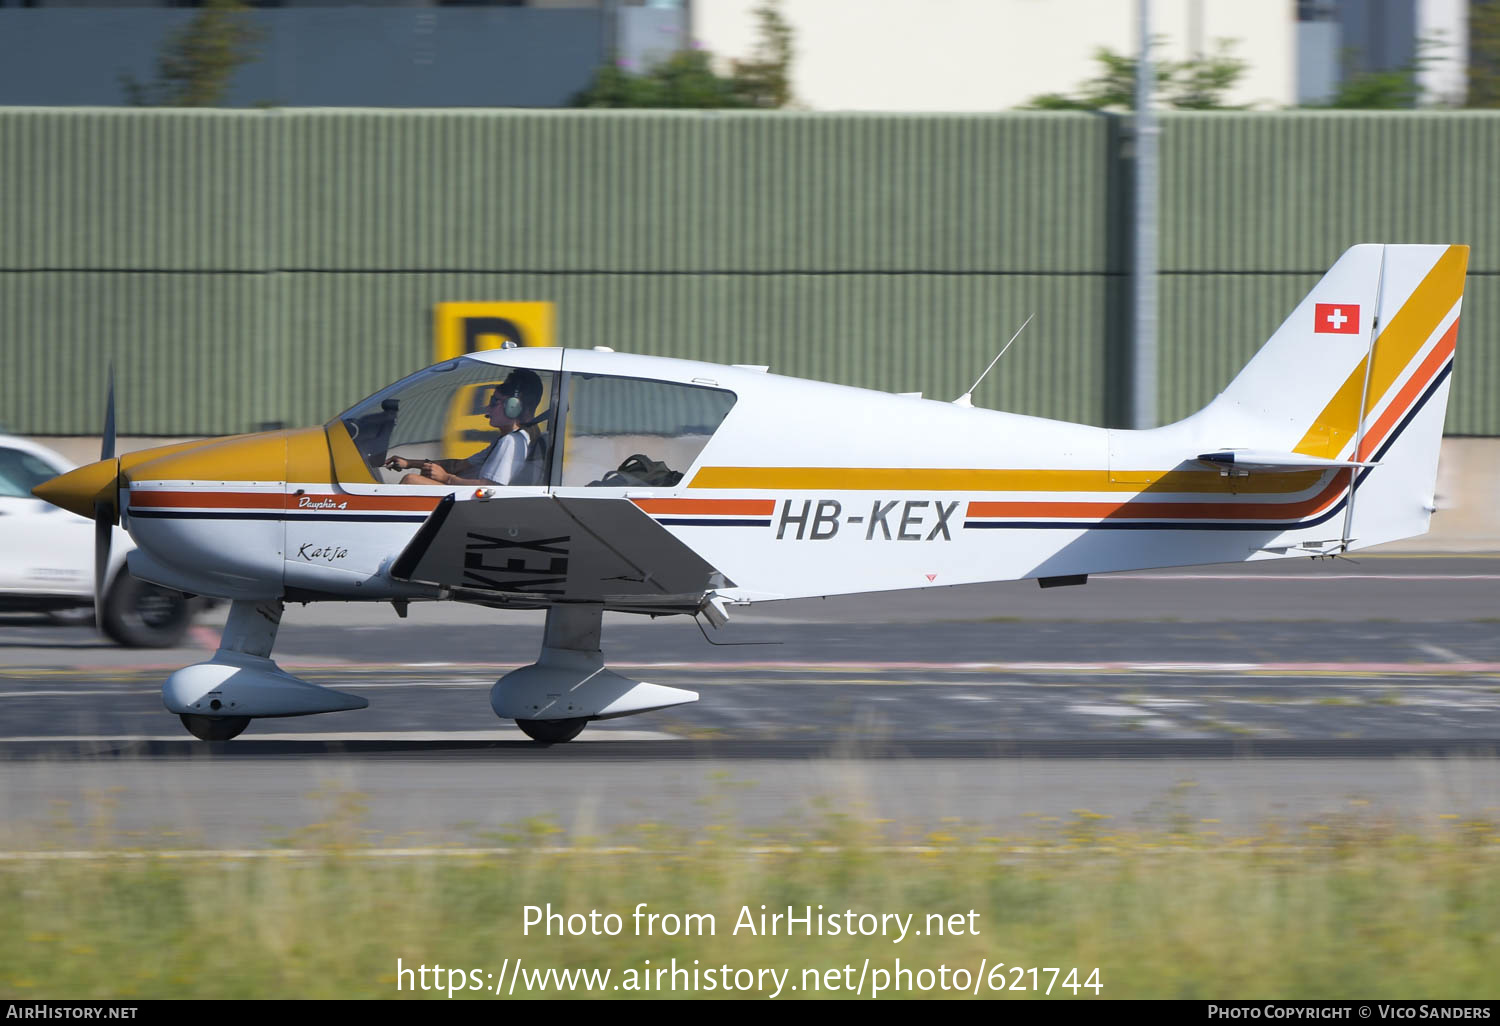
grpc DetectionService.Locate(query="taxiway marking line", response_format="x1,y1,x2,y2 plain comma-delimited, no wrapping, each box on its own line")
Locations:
4,662,1500,679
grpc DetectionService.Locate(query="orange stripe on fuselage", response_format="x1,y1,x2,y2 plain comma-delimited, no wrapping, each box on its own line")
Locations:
632,498,776,515
967,470,1351,522
129,491,282,510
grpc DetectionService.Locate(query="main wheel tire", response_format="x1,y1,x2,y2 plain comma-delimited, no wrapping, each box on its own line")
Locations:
100,573,192,648
179,714,251,742
515,718,587,744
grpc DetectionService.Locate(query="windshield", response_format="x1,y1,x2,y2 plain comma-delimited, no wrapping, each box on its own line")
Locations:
334,360,559,485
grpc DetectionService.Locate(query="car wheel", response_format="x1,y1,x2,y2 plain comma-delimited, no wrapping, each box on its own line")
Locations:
100,573,192,648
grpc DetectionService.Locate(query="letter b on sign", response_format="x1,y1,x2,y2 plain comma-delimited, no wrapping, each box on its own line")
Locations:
434,302,556,362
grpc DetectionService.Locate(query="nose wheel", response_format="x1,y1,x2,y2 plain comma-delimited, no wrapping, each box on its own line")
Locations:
515,718,587,744
179,714,250,741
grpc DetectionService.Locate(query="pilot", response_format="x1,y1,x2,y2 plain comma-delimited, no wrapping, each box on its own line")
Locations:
386,369,545,487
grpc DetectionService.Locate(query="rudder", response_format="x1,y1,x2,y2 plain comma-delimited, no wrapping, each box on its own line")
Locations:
1342,244,1467,549
1194,243,1468,550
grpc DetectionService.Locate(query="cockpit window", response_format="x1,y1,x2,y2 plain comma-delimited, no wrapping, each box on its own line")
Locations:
560,375,736,488
335,361,559,486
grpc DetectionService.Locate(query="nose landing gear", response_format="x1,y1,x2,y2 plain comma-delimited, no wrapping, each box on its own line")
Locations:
163,599,367,741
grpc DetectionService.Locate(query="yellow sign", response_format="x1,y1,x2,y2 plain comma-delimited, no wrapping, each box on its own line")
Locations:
433,301,555,363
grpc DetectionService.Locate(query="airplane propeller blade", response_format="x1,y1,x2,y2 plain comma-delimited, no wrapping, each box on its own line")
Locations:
101,364,116,462
95,365,117,618
93,504,112,623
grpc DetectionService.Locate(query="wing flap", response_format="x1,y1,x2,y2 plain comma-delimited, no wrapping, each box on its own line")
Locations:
389,494,724,607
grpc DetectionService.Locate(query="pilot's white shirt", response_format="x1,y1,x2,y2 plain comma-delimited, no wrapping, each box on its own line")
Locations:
476,430,530,485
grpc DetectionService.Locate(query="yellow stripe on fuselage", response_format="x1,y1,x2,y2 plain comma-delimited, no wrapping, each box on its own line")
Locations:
688,466,1324,494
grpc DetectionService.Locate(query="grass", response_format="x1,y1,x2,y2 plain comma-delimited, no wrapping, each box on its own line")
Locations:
3,809,1499,999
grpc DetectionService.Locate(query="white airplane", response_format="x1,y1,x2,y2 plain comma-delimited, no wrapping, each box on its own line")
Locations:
34,243,1467,743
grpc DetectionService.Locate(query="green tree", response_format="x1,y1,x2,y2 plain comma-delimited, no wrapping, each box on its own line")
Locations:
729,0,795,108
1470,0,1500,107
1172,41,1251,109
1318,65,1423,109
572,0,794,110
573,49,747,109
1023,38,1246,111
120,0,264,107
1309,35,1452,109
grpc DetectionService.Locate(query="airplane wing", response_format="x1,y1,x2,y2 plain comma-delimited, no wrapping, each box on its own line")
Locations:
389,494,728,611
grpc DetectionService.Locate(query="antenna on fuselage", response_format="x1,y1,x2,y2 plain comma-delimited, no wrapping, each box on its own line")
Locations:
953,312,1034,407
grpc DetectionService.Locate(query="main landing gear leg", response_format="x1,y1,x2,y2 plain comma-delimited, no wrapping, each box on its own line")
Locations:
162,599,368,742
491,603,699,744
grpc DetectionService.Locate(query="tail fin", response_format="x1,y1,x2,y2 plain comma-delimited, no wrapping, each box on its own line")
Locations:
1195,243,1468,550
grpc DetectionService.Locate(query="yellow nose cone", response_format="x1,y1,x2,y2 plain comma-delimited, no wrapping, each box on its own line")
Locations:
32,458,122,522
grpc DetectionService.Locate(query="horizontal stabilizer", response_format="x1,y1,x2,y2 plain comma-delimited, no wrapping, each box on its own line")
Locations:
1195,449,1379,472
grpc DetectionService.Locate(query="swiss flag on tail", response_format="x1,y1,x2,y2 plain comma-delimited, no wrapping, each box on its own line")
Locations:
1314,303,1360,334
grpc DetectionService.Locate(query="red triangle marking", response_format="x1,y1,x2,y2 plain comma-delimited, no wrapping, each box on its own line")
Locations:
925,574,937,582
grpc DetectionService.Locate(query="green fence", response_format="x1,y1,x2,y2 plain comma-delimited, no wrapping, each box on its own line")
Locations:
0,108,1493,436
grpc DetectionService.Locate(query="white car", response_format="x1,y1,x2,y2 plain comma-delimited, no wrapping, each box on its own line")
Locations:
0,434,197,646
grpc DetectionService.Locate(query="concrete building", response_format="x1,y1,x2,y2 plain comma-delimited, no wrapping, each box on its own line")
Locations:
0,1,1476,110
696,0,1471,110
0,1,688,108
697,0,1292,110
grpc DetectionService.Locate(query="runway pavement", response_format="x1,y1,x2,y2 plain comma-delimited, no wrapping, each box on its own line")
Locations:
0,555,1497,848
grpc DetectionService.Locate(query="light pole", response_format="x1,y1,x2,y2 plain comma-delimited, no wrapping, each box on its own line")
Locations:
1131,0,1159,430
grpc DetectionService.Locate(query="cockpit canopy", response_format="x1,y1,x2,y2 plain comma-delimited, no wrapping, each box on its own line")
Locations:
334,357,736,488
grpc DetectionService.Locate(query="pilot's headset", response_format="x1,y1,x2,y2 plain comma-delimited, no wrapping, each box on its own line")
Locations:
494,370,543,422
492,383,525,420
495,387,525,420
